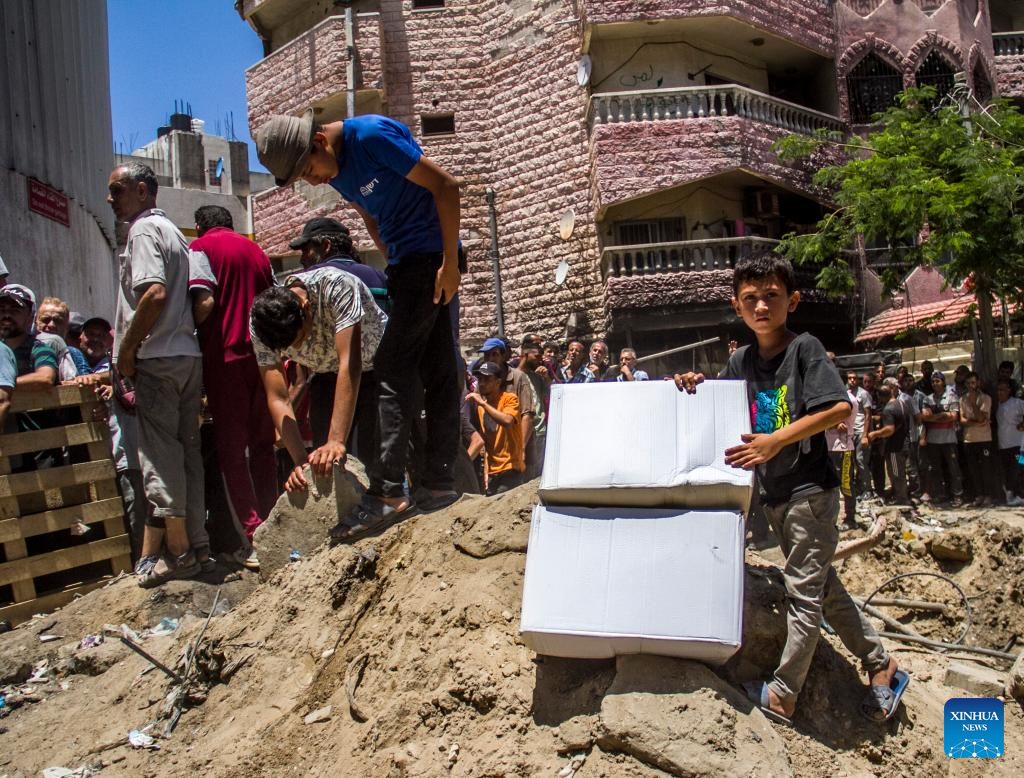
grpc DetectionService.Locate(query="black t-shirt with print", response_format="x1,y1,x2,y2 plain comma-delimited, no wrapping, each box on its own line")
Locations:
721,332,851,507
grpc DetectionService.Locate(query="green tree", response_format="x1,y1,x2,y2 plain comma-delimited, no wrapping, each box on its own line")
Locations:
774,87,1024,379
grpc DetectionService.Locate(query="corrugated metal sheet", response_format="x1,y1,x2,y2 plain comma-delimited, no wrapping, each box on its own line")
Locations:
0,0,114,248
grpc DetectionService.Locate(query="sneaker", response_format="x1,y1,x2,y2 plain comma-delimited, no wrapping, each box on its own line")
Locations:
1008,496,1024,507
412,487,459,513
242,549,260,571
134,555,158,576
138,550,201,589
950,496,963,508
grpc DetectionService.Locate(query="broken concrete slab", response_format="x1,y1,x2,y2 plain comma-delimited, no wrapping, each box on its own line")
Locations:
1006,650,1024,703
597,655,793,778
254,458,367,581
944,662,1004,698
928,531,973,562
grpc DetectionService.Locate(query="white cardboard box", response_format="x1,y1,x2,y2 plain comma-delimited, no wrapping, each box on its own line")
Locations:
519,506,745,664
539,380,753,512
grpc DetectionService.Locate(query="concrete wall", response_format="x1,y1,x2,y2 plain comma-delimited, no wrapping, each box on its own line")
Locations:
0,0,116,316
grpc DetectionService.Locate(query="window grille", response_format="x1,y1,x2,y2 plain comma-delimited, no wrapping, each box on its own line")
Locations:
972,62,993,105
915,50,956,102
847,54,903,124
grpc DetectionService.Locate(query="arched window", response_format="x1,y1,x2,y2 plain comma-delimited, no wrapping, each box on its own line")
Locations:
847,53,903,124
915,50,956,102
973,61,993,105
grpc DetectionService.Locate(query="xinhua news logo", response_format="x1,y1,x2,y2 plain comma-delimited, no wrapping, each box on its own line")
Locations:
944,698,1003,759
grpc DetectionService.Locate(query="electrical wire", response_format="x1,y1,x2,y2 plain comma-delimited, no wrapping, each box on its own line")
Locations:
860,571,972,646
591,39,765,92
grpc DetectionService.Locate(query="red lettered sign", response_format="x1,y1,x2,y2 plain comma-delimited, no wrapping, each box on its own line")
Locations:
27,178,70,227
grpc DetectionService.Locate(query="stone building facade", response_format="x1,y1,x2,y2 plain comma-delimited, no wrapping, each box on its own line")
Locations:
239,0,1021,374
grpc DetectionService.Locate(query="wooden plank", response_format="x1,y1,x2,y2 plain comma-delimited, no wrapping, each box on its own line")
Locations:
0,498,125,544
0,578,111,626
0,534,130,587
0,422,108,456
0,460,116,498
9,384,93,413
3,537,36,603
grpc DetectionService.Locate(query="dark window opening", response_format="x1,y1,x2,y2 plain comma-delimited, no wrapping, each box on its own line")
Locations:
847,53,903,124
412,0,445,8
973,62,993,105
421,113,455,136
613,218,685,246
915,50,956,103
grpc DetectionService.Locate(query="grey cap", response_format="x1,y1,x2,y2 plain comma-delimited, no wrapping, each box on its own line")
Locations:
254,110,316,187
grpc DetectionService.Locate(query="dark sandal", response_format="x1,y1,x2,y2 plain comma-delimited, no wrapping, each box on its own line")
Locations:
329,499,418,544
860,669,910,722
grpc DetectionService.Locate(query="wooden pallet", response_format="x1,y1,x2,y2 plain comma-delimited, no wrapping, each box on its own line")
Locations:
0,384,131,624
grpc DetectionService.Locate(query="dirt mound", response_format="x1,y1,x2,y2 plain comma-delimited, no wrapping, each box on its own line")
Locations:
2,486,1023,777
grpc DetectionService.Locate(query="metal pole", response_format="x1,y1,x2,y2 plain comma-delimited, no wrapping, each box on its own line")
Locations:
485,188,505,336
344,5,356,119
635,336,721,365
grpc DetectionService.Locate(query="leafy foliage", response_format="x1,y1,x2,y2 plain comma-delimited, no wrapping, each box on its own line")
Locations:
773,87,1024,303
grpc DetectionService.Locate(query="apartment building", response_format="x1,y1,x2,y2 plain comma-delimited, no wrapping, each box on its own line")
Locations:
239,0,1019,373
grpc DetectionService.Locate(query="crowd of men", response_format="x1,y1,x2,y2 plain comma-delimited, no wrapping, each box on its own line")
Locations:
830,357,1024,523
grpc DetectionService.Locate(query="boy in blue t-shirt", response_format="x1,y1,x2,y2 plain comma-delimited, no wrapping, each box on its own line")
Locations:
255,112,462,523
674,253,906,726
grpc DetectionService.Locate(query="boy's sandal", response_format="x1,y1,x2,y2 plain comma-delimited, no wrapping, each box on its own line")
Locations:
138,550,201,589
329,498,419,545
860,669,910,722
743,681,793,727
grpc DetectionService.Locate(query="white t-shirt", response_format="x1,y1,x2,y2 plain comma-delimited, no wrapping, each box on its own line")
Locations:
114,208,200,361
997,397,1024,450
826,389,858,452
251,267,387,374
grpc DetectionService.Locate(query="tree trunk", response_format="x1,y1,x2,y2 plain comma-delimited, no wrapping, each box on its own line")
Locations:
975,276,998,384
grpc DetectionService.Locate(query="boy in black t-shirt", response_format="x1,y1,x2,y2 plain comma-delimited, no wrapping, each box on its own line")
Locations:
674,253,906,725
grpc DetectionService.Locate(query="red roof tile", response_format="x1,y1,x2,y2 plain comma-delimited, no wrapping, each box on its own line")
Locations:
855,294,1014,344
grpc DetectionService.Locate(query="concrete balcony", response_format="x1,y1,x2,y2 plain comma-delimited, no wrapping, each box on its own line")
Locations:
590,85,844,135
581,1,834,56
245,13,384,132
588,86,843,211
602,237,780,279
995,32,1024,99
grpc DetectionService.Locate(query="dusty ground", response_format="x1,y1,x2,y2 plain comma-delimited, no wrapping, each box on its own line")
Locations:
1,483,1022,777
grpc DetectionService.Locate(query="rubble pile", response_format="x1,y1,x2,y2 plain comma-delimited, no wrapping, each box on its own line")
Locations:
1,482,1023,777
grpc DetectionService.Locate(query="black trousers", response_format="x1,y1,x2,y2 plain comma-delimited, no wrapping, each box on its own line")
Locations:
371,254,459,497
309,370,381,472
998,447,1023,498
487,469,524,496
965,441,1001,500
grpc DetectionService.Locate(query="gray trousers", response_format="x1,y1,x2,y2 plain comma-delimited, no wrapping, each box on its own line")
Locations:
134,357,208,554
854,435,872,495
763,489,889,705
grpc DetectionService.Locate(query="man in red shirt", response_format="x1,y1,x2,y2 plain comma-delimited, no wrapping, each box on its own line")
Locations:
188,206,277,569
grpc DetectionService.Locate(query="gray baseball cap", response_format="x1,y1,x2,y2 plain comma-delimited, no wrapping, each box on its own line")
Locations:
254,110,316,187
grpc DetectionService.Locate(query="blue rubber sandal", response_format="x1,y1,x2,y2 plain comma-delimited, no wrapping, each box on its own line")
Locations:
743,681,793,726
860,669,910,722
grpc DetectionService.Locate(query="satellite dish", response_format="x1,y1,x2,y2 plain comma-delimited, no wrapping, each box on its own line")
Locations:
554,259,570,286
558,208,576,240
214,157,224,180
576,55,592,87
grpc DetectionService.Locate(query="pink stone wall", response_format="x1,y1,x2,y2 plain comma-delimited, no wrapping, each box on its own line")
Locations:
996,53,1024,97
245,14,383,132
582,1,834,56
589,118,832,212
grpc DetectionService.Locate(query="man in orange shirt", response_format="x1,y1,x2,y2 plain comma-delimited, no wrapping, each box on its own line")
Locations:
466,362,524,495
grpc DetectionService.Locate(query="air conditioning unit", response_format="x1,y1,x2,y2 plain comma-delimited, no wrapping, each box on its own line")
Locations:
743,189,780,219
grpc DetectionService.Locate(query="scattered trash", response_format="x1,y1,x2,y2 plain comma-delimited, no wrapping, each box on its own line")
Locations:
0,619,11,633
446,742,460,769
28,660,51,683
79,634,103,650
42,767,93,778
902,530,917,541
147,617,179,638
39,634,63,643
321,648,335,660
303,705,332,724
0,693,6,709
69,520,91,536
289,549,301,562
128,729,160,750
558,753,586,778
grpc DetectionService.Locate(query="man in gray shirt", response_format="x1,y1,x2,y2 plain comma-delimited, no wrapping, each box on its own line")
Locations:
108,162,208,586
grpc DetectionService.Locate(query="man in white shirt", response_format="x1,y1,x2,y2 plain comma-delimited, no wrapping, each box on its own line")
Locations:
996,379,1024,506
108,162,208,587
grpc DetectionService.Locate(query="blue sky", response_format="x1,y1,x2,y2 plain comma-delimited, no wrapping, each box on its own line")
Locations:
107,0,267,171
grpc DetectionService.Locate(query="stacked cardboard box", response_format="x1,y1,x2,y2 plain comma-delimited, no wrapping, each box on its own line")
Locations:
520,380,752,664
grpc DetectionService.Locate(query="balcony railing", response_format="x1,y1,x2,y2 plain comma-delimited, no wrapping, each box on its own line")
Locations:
602,237,781,278
590,85,844,136
994,32,1024,57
